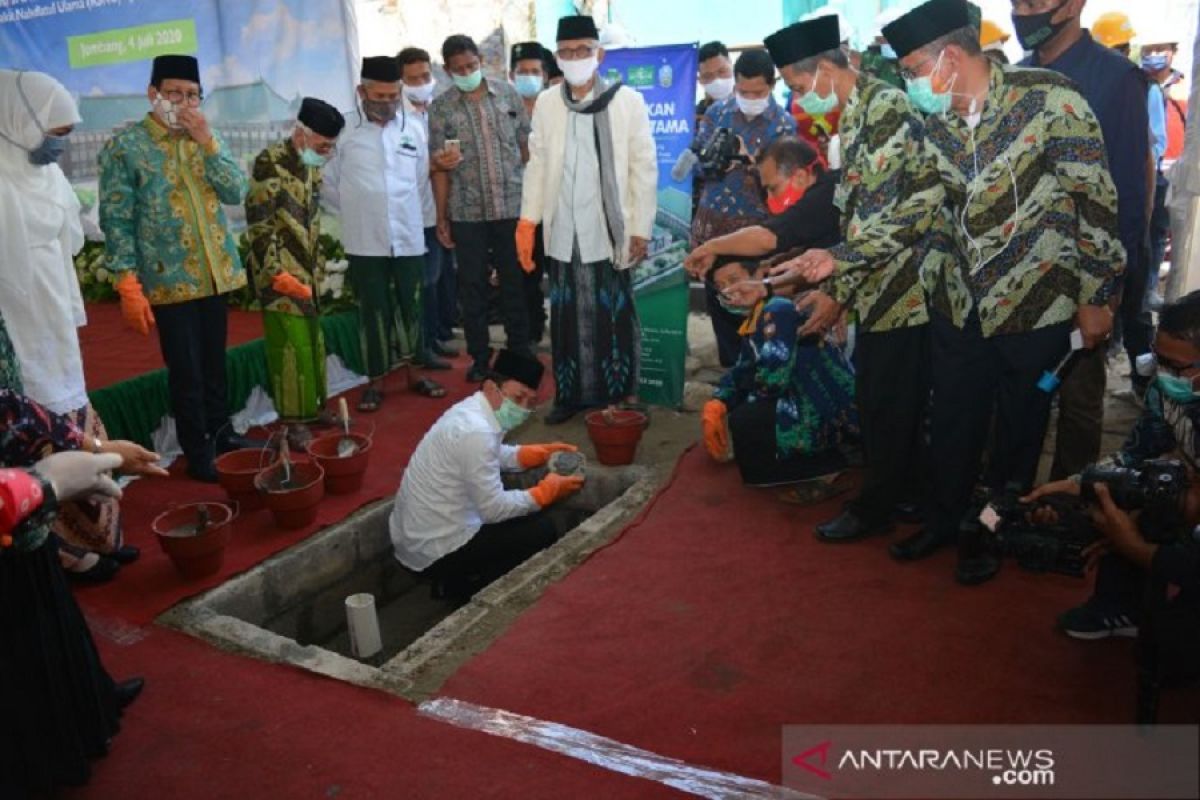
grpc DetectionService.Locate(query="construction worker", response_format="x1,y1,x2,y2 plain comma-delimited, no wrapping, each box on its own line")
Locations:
1091,11,1136,56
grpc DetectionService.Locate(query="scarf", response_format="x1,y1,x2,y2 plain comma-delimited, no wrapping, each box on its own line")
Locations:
561,77,625,262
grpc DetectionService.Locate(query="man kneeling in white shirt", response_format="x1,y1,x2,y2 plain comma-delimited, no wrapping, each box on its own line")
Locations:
389,349,582,598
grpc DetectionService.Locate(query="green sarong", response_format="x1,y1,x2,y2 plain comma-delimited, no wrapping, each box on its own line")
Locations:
264,311,326,422
347,254,424,379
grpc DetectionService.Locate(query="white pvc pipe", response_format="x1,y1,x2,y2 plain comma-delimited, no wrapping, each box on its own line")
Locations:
345,593,382,659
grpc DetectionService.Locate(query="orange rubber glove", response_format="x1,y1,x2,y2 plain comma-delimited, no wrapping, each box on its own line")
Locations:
528,472,584,508
702,399,732,463
517,442,578,469
272,272,313,300
516,218,537,273
115,272,154,336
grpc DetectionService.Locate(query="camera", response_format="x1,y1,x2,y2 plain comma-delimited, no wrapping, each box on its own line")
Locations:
695,127,748,179
1079,459,1190,539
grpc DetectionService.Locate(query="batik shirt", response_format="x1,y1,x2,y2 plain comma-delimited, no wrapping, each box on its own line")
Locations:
715,298,859,460
245,139,322,318
99,115,247,305
691,97,796,246
429,80,530,223
826,74,943,333
922,62,1126,337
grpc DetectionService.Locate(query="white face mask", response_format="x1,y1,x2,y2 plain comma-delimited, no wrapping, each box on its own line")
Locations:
403,81,435,105
557,55,598,87
703,76,735,101
735,93,769,117
153,94,181,129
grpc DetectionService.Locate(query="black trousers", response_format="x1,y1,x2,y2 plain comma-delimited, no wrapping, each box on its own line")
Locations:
728,401,847,487
848,324,931,526
428,512,557,598
1149,174,1171,291
452,219,531,366
1116,239,1154,383
705,281,743,368
527,225,547,344
929,311,1071,542
152,294,230,464
1050,347,1108,480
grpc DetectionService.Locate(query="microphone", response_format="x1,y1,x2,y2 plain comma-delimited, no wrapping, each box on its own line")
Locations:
670,148,699,182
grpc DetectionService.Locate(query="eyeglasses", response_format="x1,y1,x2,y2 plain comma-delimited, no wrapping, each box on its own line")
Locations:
1152,351,1200,376
897,56,935,82
160,89,203,106
556,44,596,61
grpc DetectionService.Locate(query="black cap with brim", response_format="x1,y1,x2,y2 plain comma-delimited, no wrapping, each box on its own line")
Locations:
511,41,544,67
298,97,345,139
764,16,841,67
557,14,599,42
361,55,401,83
491,349,545,391
883,0,971,60
151,54,200,85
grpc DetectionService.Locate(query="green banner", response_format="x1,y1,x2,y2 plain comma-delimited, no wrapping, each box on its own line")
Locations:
67,18,197,69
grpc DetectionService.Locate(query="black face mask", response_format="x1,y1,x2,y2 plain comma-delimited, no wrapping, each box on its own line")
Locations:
1012,0,1072,51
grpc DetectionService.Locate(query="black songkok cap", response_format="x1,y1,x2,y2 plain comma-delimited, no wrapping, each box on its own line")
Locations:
883,0,971,60
543,46,563,79
557,15,599,42
764,16,841,67
298,97,345,139
490,349,545,391
511,41,545,67
361,55,401,82
151,54,200,85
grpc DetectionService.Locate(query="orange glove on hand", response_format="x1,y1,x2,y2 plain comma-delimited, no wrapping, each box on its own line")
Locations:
115,273,154,336
517,442,578,469
272,272,313,300
702,399,732,463
516,218,537,274
528,472,584,508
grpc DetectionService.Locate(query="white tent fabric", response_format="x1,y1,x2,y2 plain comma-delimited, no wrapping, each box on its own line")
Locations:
1165,2,1200,301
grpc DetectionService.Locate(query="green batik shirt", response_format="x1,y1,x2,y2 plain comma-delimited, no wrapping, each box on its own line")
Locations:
860,50,905,90
825,74,944,333
99,115,247,305
922,62,1125,336
245,139,323,318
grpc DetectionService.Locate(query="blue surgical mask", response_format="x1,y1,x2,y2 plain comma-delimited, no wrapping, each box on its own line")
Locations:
1157,373,1199,404
797,68,838,115
29,134,67,166
495,396,533,431
880,44,898,60
453,69,484,93
300,148,326,168
514,74,544,98
1142,54,1170,73
905,51,953,115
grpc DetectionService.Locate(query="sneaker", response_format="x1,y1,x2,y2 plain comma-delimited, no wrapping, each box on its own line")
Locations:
1057,602,1138,640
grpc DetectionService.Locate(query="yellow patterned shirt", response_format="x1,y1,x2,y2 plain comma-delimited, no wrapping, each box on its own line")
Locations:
99,115,247,305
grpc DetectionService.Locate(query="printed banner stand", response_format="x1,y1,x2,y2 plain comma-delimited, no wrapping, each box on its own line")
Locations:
603,43,697,410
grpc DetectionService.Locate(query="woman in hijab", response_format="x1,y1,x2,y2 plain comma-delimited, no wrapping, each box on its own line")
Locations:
0,69,136,582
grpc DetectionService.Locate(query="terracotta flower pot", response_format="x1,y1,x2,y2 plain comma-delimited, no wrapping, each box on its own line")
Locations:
152,502,236,579
255,460,325,530
585,409,648,466
305,432,372,495
215,448,277,511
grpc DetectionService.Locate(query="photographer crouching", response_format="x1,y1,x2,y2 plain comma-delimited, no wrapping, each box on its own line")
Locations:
1023,292,1200,642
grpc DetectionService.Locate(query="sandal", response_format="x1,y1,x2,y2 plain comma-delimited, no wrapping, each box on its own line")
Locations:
412,378,447,398
357,387,383,413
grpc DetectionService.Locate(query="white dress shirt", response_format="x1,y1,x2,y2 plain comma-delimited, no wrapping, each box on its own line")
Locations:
390,392,539,571
547,89,613,264
322,108,428,257
403,94,437,230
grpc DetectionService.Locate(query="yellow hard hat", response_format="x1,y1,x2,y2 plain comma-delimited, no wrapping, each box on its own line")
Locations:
979,19,1010,50
1092,11,1135,48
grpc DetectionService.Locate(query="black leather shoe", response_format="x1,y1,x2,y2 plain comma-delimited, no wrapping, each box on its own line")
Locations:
956,553,1001,585
68,556,120,584
432,341,459,358
114,677,145,711
544,405,578,426
187,458,219,483
893,502,925,525
466,363,489,383
111,545,141,565
216,433,267,455
889,529,949,562
815,510,893,543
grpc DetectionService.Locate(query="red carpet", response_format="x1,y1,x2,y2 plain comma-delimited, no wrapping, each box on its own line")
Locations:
75,365,474,626
80,302,263,390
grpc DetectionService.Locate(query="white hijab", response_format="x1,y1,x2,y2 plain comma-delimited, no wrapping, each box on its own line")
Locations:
0,70,85,313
